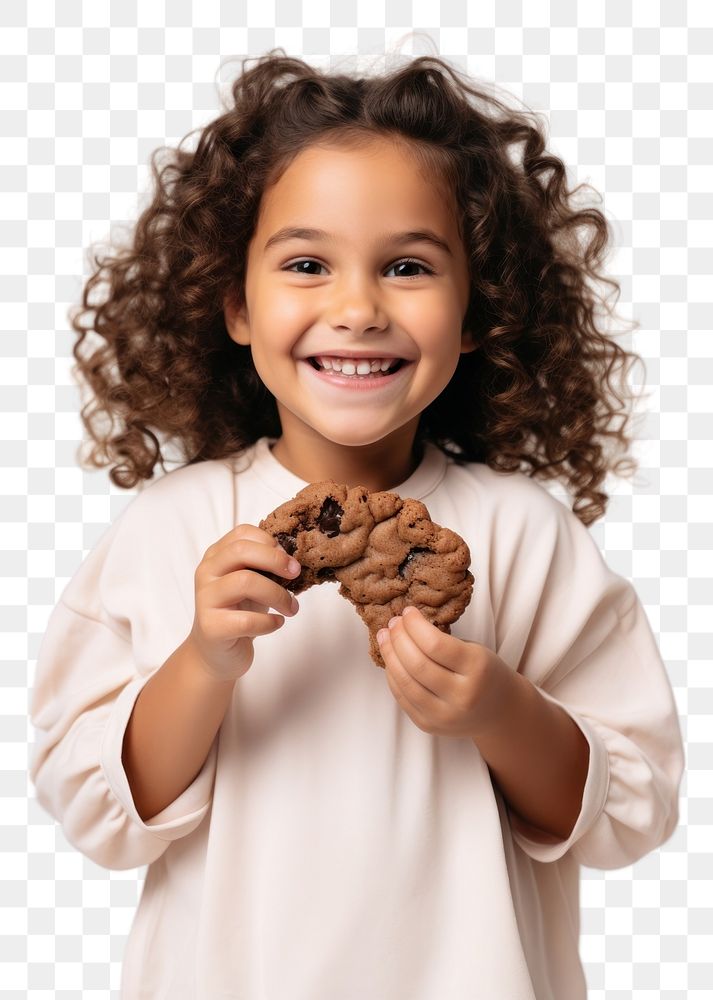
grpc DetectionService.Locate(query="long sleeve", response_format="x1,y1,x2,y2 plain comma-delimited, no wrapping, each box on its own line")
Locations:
29,466,231,871
490,479,685,869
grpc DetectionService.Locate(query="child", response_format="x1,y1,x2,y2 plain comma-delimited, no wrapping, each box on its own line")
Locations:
30,49,684,999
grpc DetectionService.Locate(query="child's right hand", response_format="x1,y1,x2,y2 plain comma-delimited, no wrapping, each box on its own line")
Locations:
187,524,301,683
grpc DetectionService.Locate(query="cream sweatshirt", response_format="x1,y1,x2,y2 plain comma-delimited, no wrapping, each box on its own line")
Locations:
29,436,684,999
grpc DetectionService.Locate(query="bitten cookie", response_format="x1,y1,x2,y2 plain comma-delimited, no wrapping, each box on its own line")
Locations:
259,481,474,668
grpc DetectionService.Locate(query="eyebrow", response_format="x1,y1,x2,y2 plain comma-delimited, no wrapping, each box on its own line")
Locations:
263,226,453,257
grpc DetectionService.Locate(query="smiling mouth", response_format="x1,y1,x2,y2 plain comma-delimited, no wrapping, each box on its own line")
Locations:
307,357,406,377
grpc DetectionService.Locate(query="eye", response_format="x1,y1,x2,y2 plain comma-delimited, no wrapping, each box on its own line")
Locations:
386,258,436,279
284,259,326,276
282,257,436,280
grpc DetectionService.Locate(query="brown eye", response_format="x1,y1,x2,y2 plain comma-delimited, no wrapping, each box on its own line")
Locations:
284,259,325,275
387,258,435,279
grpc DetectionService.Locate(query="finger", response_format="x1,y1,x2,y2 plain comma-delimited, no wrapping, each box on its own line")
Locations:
385,615,453,702
204,523,292,561
208,569,299,618
205,523,278,556
204,606,287,641
380,632,430,718
204,537,301,581
241,598,270,614
378,622,445,710
377,628,418,711
399,606,468,675
384,652,424,719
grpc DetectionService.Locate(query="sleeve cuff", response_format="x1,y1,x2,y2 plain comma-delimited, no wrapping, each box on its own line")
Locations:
508,687,611,863
100,673,217,839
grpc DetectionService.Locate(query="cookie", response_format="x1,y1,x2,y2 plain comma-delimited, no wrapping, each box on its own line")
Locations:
259,481,474,668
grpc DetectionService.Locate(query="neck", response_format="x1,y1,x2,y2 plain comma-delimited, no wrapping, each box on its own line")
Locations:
269,424,423,492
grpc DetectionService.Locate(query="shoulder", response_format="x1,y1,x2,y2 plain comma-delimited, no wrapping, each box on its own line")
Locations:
114,455,238,531
129,454,236,504
61,455,241,618
444,460,636,653
443,457,574,535
439,456,608,586
84,455,240,576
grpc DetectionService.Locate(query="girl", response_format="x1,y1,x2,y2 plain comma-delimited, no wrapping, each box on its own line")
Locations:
30,50,684,999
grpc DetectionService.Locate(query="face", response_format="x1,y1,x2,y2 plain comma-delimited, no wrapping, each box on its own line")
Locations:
224,137,474,478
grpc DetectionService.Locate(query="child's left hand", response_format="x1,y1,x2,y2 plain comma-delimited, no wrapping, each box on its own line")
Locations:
377,606,511,739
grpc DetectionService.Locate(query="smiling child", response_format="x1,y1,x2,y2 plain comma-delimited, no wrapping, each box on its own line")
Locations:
30,50,684,999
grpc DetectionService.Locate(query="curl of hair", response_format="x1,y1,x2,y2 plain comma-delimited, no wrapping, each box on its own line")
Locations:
70,47,647,526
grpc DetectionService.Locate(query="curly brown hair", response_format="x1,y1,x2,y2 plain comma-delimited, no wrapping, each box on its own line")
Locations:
69,48,647,526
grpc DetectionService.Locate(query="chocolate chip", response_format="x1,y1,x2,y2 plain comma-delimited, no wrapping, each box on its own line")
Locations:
317,496,343,537
277,532,297,555
398,546,432,577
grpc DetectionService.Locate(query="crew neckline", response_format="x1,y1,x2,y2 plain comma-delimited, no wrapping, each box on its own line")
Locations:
249,436,448,502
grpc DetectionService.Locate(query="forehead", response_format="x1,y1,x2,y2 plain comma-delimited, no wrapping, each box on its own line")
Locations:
255,138,458,237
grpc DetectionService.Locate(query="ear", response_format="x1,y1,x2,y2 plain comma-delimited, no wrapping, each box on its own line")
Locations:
460,328,477,354
223,292,251,347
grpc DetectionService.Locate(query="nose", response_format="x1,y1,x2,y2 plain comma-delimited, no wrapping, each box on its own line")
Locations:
325,270,389,335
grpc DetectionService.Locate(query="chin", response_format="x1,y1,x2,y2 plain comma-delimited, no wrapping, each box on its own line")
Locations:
313,427,394,450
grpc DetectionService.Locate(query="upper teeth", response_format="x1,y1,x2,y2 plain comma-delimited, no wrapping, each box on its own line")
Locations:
315,357,399,375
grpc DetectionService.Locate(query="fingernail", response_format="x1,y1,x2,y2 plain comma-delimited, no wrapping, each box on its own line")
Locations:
377,629,388,645
402,606,417,616
288,558,301,574
388,616,399,629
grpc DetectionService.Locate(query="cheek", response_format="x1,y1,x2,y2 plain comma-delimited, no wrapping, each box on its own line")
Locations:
429,355,460,394
413,337,462,404
248,353,278,397
250,286,299,342
404,294,462,341
271,294,308,327
418,324,463,371
256,295,311,359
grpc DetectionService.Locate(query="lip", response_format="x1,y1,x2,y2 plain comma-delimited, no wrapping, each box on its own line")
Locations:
300,358,413,392
303,350,407,360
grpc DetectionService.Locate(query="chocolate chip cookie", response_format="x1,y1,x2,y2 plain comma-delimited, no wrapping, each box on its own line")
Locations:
259,481,474,668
